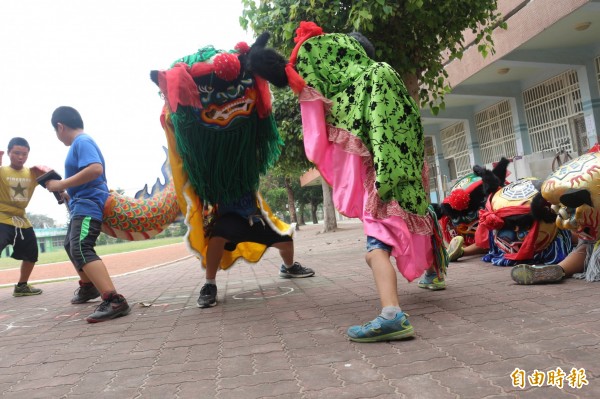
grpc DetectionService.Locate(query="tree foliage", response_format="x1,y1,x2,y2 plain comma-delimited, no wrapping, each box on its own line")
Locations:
241,0,505,114
26,213,57,229
270,87,312,177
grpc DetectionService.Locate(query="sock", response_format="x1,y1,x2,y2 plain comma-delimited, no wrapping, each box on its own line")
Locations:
206,279,216,285
283,263,294,269
381,306,402,320
17,282,27,287
101,291,117,301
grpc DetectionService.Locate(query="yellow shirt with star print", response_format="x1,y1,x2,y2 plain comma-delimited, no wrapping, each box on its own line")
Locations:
0,166,37,228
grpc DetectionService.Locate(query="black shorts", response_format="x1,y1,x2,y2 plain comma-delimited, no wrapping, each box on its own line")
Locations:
0,223,38,262
210,213,293,251
65,215,102,271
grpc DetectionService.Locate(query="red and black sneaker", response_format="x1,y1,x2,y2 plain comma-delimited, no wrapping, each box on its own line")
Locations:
86,292,131,323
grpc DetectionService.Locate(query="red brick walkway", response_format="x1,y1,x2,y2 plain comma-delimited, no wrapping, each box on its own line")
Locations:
0,242,192,286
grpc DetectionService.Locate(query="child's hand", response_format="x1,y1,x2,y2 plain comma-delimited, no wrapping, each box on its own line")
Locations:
45,179,63,192
56,191,69,205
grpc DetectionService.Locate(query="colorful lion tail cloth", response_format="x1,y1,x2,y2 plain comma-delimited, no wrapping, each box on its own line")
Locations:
101,147,180,240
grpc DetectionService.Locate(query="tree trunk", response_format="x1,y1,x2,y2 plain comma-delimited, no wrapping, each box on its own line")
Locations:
298,203,306,225
402,72,420,104
310,201,318,224
321,179,337,232
284,177,299,230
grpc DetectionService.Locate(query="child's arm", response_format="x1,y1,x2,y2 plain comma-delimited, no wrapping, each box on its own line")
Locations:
0,150,4,166
45,163,103,192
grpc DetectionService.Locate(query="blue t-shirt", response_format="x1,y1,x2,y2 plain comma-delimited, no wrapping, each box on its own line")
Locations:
65,134,109,221
218,192,259,219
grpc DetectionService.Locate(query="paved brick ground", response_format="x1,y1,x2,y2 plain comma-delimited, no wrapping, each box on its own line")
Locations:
0,220,598,398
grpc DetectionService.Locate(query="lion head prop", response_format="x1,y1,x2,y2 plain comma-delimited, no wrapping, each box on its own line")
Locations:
541,150,600,242
475,177,573,266
437,158,510,246
541,148,600,281
150,33,295,269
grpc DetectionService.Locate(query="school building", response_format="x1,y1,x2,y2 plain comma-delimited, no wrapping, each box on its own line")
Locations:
423,0,600,201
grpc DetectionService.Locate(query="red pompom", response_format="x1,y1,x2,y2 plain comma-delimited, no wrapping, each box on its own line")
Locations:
294,21,323,43
234,42,250,55
588,143,600,153
213,53,240,81
446,188,470,211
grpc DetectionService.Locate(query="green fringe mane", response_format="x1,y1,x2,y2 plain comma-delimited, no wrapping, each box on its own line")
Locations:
171,106,282,205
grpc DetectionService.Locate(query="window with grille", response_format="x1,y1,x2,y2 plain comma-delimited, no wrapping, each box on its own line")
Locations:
474,100,517,164
440,122,471,179
596,56,600,93
424,136,438,194
52,236,64,247
523,70,583,154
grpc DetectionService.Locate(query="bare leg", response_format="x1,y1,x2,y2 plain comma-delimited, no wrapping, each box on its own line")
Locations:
365,249,399,308
80,260,116,294
346,249,414,342
18,260,35,283
205,236,227,280
559,244,586,277
272,241,294,266
462,243,487,257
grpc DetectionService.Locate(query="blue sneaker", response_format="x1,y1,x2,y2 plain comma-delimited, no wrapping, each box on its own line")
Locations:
347,312,415,343
418,272,446,290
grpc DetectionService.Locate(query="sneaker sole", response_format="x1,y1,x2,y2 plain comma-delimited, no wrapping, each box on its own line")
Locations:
71,295,101,304
348,326,415,343
447,236,465,262
279,272,315,279
417,283,446,291
511,264,564,285
197,300,217,308
86,306,132,323
13,291,43,297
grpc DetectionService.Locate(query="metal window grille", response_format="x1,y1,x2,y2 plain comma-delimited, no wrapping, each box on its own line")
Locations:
424,136,438,193
523,70,583,154
596,56,600,93
474,100,517,164
440,122,471,179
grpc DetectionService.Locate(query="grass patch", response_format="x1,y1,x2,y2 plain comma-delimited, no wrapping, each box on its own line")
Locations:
0,236,183,271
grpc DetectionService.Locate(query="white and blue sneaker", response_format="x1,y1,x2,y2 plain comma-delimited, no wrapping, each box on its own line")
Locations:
347,312,415,343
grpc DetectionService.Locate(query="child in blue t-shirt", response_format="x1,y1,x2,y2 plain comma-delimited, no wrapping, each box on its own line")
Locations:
45,106,130,323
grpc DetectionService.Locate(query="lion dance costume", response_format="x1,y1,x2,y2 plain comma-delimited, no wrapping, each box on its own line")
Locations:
541,146,600,281
475,177,573,266
149,35,294,268
283,22,447,281
437,158,509,247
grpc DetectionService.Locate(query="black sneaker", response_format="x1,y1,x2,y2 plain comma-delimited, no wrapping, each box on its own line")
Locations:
71,282,101,304
86,292,131,323
279,262,315,278
197,283,217,308
13,284,43,296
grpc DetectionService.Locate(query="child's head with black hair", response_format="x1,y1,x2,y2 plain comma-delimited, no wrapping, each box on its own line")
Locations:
347,31,375,59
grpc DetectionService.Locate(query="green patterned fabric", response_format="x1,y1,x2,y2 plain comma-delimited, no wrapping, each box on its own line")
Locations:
170,46,219,67
296,34,428,215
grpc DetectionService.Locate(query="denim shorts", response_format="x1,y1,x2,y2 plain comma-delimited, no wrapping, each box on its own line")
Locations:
366,236,392,253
